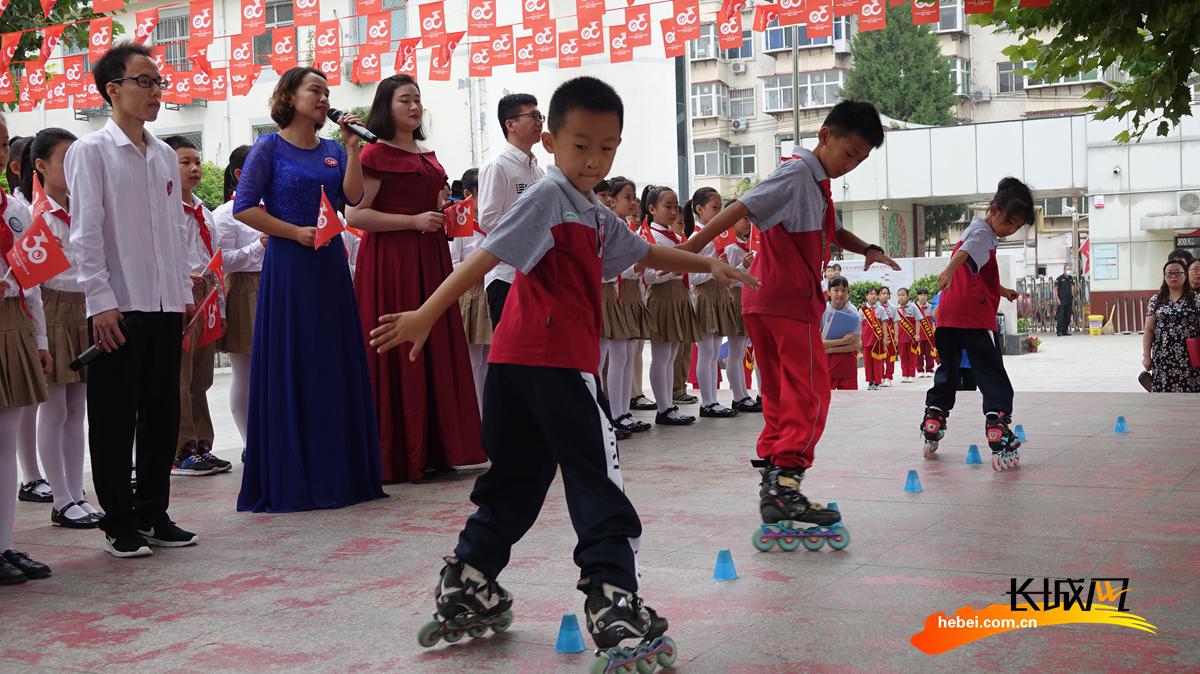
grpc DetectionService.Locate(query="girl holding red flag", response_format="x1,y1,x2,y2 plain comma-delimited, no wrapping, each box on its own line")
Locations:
721,206,762,412
447,168,491,414
0,113,54,583
348,74,485,483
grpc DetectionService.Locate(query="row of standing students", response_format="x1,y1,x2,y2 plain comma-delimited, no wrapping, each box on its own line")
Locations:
857,285,939,390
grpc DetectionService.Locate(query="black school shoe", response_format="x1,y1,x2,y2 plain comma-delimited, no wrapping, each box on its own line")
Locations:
137,521,198,548
18,479,53,503
52,504,99,529
655,407,695,426
732,397,762,413
615,414,651,435
630,395,658,411
699,403,739,418
2,550,51,580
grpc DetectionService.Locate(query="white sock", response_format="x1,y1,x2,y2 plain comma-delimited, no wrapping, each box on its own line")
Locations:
727,336,749,401
606,340,634,419
229,353,252,447
16,405,41,485
1,407,23,551
467,344,488,414
36,383,88,510
698,333,722,407
650,341,679,413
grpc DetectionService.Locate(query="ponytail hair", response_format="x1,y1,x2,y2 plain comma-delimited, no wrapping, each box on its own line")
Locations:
682,186,720,237
19,128,76,201
6,136,29,199
223,145,251,202
640,184,675,226
991,177,1036,227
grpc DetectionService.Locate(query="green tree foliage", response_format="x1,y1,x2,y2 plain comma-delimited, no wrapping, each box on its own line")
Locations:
911,273,941,296
974,0,1200,142
320,106,370,149
924,204,966,256
194,160,225,211
841,2,958,126
849,280,881,308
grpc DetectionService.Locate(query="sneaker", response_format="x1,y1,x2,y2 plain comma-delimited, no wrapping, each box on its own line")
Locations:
655,406,695,426
2,550,51,579
629,395,657,411
18,479,53,503
882,379,893,387
732,396,762,413
197,442,232,473
104,533,153,558
672,393,698,404
699,403,738,418
137,521,198,548
172,448,219,476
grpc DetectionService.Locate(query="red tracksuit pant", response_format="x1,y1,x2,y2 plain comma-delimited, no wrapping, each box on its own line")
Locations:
917,341,937,373
899,341,917,378
863,347,885,385
745,314,829,470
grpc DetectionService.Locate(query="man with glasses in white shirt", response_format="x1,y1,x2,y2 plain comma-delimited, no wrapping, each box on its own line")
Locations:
66,43,199,558
479,94,546,328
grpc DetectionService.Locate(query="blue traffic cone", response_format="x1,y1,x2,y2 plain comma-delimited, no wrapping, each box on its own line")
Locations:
713,548,738,581
826,501,843,527
554,614,587,653
905,469,923,493
965,444,982,464
1114,416,1128,433
1014,424,1027,443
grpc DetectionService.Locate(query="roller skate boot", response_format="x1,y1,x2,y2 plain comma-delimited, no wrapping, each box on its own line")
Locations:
921,406,948,460
416,556,514,648
580,579,676,674
985,411,1021,471
752,461,849,552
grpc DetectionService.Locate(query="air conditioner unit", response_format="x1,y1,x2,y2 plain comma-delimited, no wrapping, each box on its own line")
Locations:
971,86,992,102
730,62,748,75
731,118,749,132
1178,190,1200,215
833,37,851,55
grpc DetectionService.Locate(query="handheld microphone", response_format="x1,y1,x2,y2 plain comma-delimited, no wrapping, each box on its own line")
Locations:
328,108,378,144
69,319,129,372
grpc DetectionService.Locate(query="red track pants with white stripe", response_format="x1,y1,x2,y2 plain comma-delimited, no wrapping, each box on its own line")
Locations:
745,314,829,471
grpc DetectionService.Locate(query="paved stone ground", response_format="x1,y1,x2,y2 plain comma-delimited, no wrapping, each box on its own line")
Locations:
1,335,1196,673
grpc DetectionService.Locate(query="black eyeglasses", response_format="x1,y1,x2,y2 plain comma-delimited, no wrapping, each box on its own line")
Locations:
508,111,545,123
112,75,170,90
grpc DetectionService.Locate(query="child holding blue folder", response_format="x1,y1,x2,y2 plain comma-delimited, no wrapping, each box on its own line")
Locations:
822,276,861,390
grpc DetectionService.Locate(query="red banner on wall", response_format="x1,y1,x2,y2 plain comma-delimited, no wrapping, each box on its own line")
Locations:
190,0,214,44
911,0,940,24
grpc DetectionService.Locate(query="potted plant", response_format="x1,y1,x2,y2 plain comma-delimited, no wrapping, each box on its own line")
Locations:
1023,336,1041,353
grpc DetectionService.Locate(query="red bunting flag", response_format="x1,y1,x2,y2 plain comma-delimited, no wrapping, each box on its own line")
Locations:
515,35,538,73
188,66,210,99
660,18,684,59
44,77,69,110
241,0,266,35
313,185,343,250
428,31,463,81
0,71,16,104
190,0,214,44
39,0,56,19
294,0,320,26
92,0,123,12
911,0,940,24
964,0,994,13
358,0,380,13
778,0,805,26
443,198,475,238
207,69,227,101
25,64,47,103
753,4,779,32
717,8,743,50
858,0,886,31
487,27,513,67
364,12,391,52
1020,0,1051,7
806,1,833,38
624,5,651,47
523,0,549,24
62,55,86,96
576,0,604,23
5,176,72,290
467,0,495,35
394,37,421,76
17,75,33,112
89,18,112,61
314,54,340,84
468,40,492,77
204,248,225,297
718,0,745,23
529,21,556,59
353,49,382,82
230,32,254,70
672,0,700,41
609,26,632,64
133,9,159,45
834,0,860,16
558,30,581,69
271,27,297,74
1,33,20,71
39,25,66,65
579,16,605,56
419,1,446,43
314,20,339,59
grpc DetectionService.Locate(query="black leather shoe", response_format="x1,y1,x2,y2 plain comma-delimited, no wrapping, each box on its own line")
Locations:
2,550,50,579
655,407,695,426
733,397,763,413
699,403,739,418
614,425,633,440
52,505,99,529
18,479,53,503
629,396,657,411
0,558,26,585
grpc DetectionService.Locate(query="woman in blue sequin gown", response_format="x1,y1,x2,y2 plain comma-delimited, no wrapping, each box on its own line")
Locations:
233,67,386,512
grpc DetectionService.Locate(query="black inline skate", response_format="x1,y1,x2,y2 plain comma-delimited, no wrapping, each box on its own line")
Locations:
752,460,849,552
417,556,514,648
985,411,1021,471
580,578,676,674
921,406,948,460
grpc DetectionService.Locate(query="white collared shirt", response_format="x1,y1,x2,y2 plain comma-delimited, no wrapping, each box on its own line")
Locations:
478,142,544,287
180,194,215,274
213,199,265,274
40,194,83,294
65,118,192,317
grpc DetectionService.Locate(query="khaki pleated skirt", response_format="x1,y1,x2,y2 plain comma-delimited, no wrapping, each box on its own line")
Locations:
692,280,740,336
645,279,700,343
728,285,747,337
602,280,645,340
221,272,260,354
0,297,48,410
42,288,88,384
458,279,492,345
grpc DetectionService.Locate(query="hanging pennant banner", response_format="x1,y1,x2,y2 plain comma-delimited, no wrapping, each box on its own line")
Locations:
230,65,260,96
92,0,123,12
467,0,495,35
515,35,538,73
365,12,391,52
557,30,581,69
964,0,994,13
488,27,514,67
294,0,320,26
806,0,833,38
753,4,779,32
718,0,745,23
358,0,380,14
523,0,550,25
672,0,701,41
717,9,743,50
1,70,18,105
0,33,20,71
89,17,112,62
468,40,492,77
1020,0,1051,7
314,20,340,59
241,0,266,35
39,25,66,65
190,0,214,45
62,55,85,96
419,1,447,43
230,33,254,71
26,65,48,103
353,49,382,82
133,9,159,45
45,78,70,110
315,57,341,84
660,18,684,59
576,0,604,24
271,27,297,74
608,26,632,64
164,67,193,105
76,76,102,107
530,21,556,59
148,45,167,72
579,17,605,56
624,6,651,48
858,0,886,31
208,69,227,101
395,37,421,76
18,75,33,112
834,0,860,16
911,0,940,24
189,66,211,99
778,0,805,26
39,0,56,19
428,31,462,82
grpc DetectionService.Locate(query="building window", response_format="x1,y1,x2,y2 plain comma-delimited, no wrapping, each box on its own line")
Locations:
729,144,756,176
253,1,296,65
252,123,280,138
937,0,963,32
153,9,191,71
1027,66,1103,87
1193,82,1200,101
763,18,848,52
947,56,970,95
997,61,1024,94
693,139,729,177
351,0,407,52
774,134,793,165
689,23,718,61
1040,197,1089,216
691,81,730,119
729,87,754,118
764,74,792,112
721,29,753,60
797,71,844,108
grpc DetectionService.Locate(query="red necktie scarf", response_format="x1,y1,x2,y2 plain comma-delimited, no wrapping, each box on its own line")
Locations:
186,201,215,258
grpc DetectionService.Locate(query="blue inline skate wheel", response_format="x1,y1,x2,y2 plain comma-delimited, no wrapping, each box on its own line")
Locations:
827,526,851,550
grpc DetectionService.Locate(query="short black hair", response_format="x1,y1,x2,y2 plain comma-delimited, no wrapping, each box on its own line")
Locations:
547,77,623,135
497,93,537,138
898,287,909,294
917,288,930,296
594,179,611,194
992,177,1036,227
92,41,154,105
828,275,849,290
270,67,328,131
461,168,479,194
165,136,199,152
879,285,890,293
365,75,426,142
1168,248,1195,266
823,100,885,149
224,144,251,201
828,263,842,271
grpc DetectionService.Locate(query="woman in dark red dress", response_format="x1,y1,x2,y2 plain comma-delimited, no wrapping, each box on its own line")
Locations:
349,75,485,482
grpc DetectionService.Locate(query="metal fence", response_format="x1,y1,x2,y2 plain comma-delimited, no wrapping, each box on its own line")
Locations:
1015,275,1091,334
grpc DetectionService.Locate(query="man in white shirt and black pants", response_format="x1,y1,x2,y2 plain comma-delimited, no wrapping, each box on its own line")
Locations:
66,43,199,558
478,94,546,328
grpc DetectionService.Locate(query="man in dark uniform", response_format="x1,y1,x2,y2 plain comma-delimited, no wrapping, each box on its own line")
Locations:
1055,267,1074,336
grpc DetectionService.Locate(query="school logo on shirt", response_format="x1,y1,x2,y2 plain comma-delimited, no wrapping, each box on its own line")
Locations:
563,210,578,222
324,157,339,167
167,180,174,196
7,217,23,234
